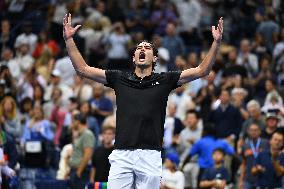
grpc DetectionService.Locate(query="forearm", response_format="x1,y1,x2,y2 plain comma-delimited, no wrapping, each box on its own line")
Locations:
199,180,215,188
272,160,284,176
198,41,220,76
89,167,95,182
65,38,106,83
77,150,93,175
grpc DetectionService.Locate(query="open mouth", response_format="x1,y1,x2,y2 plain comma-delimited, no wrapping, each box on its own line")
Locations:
139,52,145,61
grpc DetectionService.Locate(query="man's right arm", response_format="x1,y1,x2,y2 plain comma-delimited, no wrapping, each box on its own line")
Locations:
63,13,107,84
65,38,107,84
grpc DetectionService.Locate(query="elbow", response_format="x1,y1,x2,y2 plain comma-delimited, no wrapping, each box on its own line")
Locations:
198,68,210,78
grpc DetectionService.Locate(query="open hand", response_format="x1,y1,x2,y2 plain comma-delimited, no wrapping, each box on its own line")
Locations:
63,13,81,41
212,17,223,44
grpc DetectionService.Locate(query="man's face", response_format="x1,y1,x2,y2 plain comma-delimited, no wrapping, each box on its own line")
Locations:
266,117,278,129
248,124,261,139
248,106,260,119
185,113,198,129
102,129,115,145
212,151,224,164
220,90,230,104
133,42,156,68
270,133,284,150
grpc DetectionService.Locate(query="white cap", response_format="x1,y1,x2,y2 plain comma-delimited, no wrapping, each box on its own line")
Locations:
51,69,61,77
158,48,170,62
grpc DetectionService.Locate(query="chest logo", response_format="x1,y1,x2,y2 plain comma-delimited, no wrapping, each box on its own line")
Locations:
152,81,160,86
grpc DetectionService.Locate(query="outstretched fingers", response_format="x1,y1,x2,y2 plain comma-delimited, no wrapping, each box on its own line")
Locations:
68,13,72,25
74,25,82,32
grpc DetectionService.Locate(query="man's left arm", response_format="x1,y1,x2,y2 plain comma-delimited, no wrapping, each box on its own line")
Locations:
76,147,94,177
178,18,223,85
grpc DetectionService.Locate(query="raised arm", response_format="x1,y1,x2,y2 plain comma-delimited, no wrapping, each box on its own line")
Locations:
178,18,223,85
63,13,107,84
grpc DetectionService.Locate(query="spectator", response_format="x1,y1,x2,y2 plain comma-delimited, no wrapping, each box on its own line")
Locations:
178,110,202,189
0,19,15,53
251,131,284,188
14,37,35,76
239,100,265,140
14,22,38,54
199,148,230,189
238,123,269,189
89,125,115,183
150,1,178,36
79,101,99,144
163,102,184,154
104,22,131,71
0,96,21,140
209,89,242,141
68,113,95,189
161,152,185,189
89,83,113,128
53,52,76,87
21,105,54,168
236,39,259,78
261,113,280,140
71,75,93,104
44,69,73,102
256,11,280,52
181,124,235,186
162,22,185,70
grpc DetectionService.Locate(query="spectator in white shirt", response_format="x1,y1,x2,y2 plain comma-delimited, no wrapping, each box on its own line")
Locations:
161,152,185,189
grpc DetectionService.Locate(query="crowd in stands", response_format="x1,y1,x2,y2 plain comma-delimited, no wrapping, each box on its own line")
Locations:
0,0,284,188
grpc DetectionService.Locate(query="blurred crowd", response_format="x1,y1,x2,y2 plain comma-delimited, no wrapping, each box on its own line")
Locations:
0,0,284,189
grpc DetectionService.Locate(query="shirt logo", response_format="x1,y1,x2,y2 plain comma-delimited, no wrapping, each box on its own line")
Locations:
152,81,160,86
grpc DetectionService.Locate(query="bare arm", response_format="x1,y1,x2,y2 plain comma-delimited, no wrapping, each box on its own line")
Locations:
178,18,223,85
63,14,107,84
76,147,93,177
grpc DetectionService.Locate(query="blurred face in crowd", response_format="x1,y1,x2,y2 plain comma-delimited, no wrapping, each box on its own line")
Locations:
270,132,284,151
51,88,62,101
33,105,44,120
248,124,261,140
18,44,29,55
34,85,43,100
3,98,13,112
213,150,225,164
133,41,157,69
248,105,261,119
80,102,90,114
93,83,104,98
166,23,176,36
102,127,115,146
265,79,274,92
51,75,61,85
228,49,237,63
164,158,175,170
185,112,198,130
220,90,230,105
266,117,278,130
240,39,250,53
167,103,176,117
1,48,13,61
1,20,10,34
187,52,198,67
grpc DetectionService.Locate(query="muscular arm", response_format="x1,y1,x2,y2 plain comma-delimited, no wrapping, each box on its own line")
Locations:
65,38,107,84
76,147,93,177
63,13,107,84
178,41,220,84
178,18,223,85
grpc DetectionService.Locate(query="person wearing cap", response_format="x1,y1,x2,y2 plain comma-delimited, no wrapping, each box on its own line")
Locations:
261,113,280,140
63,13,223,189
44,69,73,102
161,152,185,189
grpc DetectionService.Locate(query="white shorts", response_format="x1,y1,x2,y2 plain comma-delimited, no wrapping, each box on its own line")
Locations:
107,149,162,189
